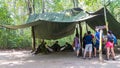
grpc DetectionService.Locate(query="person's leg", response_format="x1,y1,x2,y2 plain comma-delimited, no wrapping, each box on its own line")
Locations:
75,47,80,57
94,47,97,57
83,45,88,58
111,48,115,60
76,48,80,57
94,42,99,57
89,44,92,59
106,47,110,60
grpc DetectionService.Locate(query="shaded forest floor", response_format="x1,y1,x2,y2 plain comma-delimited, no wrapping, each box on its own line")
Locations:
0,50,120,68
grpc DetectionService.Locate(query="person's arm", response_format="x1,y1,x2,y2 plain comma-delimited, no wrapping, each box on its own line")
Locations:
60,45,66,51
95,36,99,41
45,45,53,52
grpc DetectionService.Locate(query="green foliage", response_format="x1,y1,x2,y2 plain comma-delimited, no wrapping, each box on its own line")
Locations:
108,0,120,22
82,0,103,11
0,28,31,49
0,4,12,24
0,1,31,49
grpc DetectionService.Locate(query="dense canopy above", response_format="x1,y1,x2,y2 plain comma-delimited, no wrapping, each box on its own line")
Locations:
1,7,120,39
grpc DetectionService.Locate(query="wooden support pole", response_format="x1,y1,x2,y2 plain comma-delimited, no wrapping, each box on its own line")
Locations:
104,7,108,32
85,22,88,32
31,26,36,52
99,29,103,62
79,23,83,56
103,0,109,32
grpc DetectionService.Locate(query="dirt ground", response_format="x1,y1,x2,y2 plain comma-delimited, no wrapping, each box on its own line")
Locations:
0,50,120,68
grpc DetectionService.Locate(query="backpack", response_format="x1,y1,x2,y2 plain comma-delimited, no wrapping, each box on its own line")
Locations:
107,34,114,41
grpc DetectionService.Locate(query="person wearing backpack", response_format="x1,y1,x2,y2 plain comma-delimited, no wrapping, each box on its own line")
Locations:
106,30,116,60
112,33,117,46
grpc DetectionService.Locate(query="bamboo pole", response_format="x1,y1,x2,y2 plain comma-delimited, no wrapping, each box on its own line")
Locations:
104,0,109,31
99,29,103,62
98,0,109,62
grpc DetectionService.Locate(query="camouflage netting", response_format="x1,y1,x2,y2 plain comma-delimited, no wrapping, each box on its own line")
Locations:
1,8,120,39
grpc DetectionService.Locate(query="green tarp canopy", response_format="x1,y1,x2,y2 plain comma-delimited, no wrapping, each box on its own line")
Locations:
1,8,96,40
1,8,120,39
86,8,120,38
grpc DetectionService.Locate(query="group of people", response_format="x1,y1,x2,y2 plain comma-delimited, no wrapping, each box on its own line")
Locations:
33,40,74,55
33,28,117,61
73,28,117,60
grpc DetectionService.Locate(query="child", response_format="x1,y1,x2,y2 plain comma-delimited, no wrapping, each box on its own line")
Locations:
74,33,80,57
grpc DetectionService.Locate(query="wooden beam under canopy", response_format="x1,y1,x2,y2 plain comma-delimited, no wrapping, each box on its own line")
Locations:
31,26,36,52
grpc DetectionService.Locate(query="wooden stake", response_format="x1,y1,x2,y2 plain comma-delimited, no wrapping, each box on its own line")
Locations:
85,22,88,32
103,0,109,32
99,29,103,62
78,23,83,56
31,26,36,52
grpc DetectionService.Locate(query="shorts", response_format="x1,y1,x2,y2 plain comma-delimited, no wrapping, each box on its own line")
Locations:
75,44,80,51
85,44,92,52
94,42,99,49
106,41,114,48
75,47,80,51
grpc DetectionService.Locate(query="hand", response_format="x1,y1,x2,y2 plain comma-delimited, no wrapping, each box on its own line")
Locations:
73,47,75,51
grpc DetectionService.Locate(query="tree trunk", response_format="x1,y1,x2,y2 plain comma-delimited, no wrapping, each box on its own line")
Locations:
27,0,36,52
42,0,45,13
73,0,79,8
33,0,35,13
27,0,32,15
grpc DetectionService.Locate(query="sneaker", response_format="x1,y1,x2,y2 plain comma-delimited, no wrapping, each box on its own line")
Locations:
83,57,86,59
88,58,91,60
93,56,96,58
77,55,79,58
106,58,109,61
112,58,116,60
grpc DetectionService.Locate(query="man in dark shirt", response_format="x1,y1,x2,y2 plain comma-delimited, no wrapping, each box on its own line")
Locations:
83,31,93,59
51,41,61,52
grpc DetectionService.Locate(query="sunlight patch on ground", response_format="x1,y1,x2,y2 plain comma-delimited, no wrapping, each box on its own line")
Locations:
115,55,120,60
0,61,24,65
0,60,35,66
66,66,75,68
0,50,34,66
0,50,30,60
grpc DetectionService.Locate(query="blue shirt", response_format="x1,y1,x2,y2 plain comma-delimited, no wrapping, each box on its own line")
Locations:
84,35,92,45
95,31,100,43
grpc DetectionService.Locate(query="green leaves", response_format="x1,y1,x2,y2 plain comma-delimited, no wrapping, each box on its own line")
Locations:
0,1,31,49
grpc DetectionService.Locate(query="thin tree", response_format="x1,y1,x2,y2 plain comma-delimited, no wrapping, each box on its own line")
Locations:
73,0,79,8
42,0,45,13
26,0,36,52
